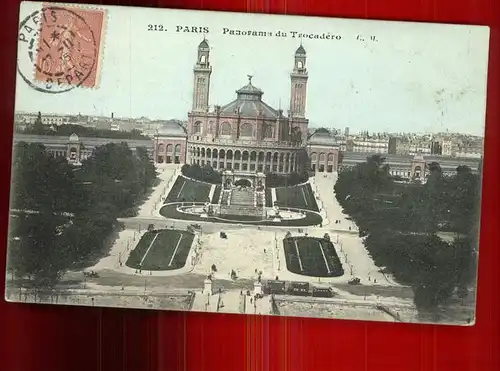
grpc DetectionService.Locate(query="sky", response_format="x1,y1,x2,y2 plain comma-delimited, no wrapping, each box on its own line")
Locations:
16,2,490,135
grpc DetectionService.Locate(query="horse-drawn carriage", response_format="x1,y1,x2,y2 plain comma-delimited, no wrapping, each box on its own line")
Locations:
348,277,361,285
83,270,100,278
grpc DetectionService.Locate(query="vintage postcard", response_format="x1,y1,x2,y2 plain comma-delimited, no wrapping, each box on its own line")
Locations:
6,1,489,325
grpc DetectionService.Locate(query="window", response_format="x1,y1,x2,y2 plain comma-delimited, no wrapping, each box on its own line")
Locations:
193,121,201,133
220,122,231,136
264,125,274,139
166,156,172,163
240,123,253,137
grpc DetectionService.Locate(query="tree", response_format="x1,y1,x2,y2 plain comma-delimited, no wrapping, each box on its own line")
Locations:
8,140,159,288
334,154,481,313
30,111,46,134
11,142,85,214
8,214,72,288
181,163,222,184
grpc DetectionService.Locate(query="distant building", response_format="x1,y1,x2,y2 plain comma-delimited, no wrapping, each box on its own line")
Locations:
388,137,397,155
341,151,482,180
13,133,154,165
15,112,71,127
154,121,188,164
307,129,340,172
431,141,442,155
349,137,389,153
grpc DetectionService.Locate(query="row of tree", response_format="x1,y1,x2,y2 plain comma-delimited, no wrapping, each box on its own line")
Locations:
334,155,481,311
7,141,157,289
265,171,309,188
181,164,222,184
181,163,309,188
19,112,149,140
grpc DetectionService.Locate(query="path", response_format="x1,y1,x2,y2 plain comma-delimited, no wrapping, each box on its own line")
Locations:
313,172,401,287
136,164,180,217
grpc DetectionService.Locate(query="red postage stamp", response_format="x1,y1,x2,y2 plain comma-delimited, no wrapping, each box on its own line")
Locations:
33,5,106,90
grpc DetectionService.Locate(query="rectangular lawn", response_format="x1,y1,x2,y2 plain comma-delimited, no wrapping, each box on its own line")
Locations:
275,184,319,211
126,230,195,271
212,185,222,204
165,176,211,203
283,237,343,277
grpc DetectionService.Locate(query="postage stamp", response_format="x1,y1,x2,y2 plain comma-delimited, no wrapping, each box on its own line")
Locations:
17,4,106,93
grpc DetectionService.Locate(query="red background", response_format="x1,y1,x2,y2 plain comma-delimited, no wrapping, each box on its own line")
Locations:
1,0,499,370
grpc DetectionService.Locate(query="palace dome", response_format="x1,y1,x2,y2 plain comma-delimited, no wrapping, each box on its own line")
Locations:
219,76,280,119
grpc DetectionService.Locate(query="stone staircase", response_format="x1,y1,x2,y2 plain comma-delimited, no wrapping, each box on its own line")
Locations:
218,290,246,314
230,188,254,206
219,204,263,217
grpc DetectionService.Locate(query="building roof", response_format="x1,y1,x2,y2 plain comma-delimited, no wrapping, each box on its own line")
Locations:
198,39,209,49
220,76,280,119
307,129,338,146
295,44,306,55
236,82,263,95
69,133,80,142
157,121,187,137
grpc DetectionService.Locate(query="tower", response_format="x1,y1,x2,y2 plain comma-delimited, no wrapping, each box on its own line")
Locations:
192,38,212,112
289,43,308,118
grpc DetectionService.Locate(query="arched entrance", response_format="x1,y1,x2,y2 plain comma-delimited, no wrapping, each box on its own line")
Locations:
234,178,252,188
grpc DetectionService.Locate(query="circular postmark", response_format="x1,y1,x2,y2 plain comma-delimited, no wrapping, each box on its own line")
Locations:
17,6,98,94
